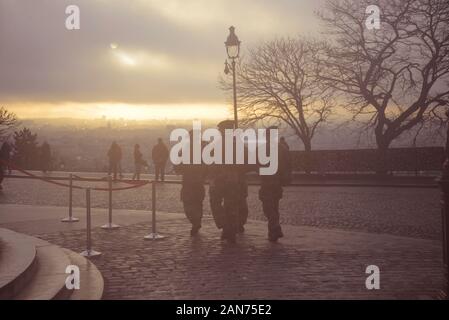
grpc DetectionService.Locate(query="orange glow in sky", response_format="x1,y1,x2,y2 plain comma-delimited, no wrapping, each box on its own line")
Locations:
7,102,230,120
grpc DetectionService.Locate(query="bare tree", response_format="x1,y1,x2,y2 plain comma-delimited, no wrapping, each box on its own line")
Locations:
318,0,449,172
221,37,335,163
0,107,18,139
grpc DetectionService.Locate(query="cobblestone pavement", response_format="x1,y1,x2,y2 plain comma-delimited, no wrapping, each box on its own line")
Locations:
37,215,443,299
0,177,441,240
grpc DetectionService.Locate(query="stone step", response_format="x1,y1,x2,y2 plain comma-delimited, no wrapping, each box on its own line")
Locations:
1,227,104,300
13,240,72,300
0,228,37,299
61,249,104,300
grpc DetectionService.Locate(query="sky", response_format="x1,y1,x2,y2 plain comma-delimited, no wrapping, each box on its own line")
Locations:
0,0,324,120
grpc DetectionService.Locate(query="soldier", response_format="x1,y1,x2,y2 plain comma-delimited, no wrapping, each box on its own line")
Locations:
209,120,241,243
259,127,291,242
175,131,208,236
237,172,249,233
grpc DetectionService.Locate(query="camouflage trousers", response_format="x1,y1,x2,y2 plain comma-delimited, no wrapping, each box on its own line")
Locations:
261,199,282,236
209,185,239,235
259,184,283,236
183,200,203,228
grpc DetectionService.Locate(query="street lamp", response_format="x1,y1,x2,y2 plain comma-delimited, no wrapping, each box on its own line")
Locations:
224,26,241,128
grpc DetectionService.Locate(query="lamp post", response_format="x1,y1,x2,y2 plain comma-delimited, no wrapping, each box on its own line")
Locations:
224,26,241,128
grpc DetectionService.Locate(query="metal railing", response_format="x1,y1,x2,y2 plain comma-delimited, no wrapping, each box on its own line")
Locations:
0,160,167,257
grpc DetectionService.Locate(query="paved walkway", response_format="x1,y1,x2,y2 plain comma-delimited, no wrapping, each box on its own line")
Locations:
0,176,441,239
0,204,444,299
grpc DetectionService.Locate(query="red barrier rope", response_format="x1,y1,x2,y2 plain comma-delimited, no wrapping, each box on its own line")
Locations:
72,173,107,181
71,173,145,186
1,160,149,191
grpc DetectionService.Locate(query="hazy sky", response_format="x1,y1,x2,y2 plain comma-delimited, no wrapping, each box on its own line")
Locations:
0,0,324,119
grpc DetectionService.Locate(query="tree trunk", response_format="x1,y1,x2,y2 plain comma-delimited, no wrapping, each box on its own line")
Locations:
303,139,312,175
375,138,391,176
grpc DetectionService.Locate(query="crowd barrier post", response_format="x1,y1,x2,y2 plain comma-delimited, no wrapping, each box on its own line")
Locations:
61,173,79,222
80,188,102,257
102,175,120,229
144,180,165,240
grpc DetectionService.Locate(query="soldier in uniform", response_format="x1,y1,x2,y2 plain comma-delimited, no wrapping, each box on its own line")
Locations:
237,173,249,233
209,120,242,243
175,131,208,236
259,126,291,242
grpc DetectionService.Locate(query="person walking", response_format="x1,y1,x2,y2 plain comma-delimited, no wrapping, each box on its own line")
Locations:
132,144,144,180
107,141,121,180
117,143,123,179
175,131,208,236
259,127,292,242
208,120,241,243
40,141,52,173
152,138,169,181
237,173,249,233
280,136,290,151
0,141,12,191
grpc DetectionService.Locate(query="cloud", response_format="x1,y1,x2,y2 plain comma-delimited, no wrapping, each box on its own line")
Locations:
0,0,323,107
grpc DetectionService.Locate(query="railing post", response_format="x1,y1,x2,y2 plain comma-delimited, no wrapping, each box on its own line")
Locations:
102,175,120,229
144,180,165,240
61,173,79,222
80,188,101,257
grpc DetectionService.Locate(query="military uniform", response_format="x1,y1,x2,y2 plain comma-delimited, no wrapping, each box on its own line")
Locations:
175,130,208,236
209,120,242,242
237,169,249,232
259,130,291,242
209,163,241,241
179,164,207,235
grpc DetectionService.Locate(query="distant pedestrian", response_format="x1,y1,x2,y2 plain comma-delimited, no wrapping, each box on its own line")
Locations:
107,141,121,180
40,141,52,173
0,141,12,190
280,136,290,151
132,144,144,180
259,127,292,242
117,143,123,179
152,138,169,181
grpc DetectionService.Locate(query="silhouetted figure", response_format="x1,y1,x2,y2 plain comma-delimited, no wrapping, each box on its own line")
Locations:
117,143,123,179
107,141,121,180
280,136,290,151
152,138,169,181
40,141,52,173
0,141,12,190
58,160,65,171
237,173,249,233
209,120,241,243
175,131,208,236
259,127,292,242
132,144,144,180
